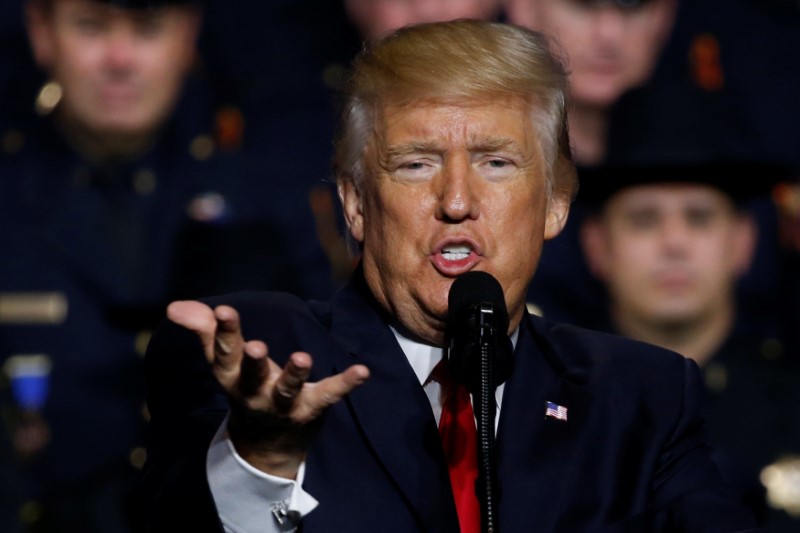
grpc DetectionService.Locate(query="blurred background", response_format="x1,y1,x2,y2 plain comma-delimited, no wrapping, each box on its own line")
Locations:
0,0,798,531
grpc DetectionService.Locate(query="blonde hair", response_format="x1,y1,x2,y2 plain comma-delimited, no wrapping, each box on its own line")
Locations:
333,19,577,201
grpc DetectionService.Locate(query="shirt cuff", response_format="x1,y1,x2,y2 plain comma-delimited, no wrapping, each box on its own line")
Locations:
207,414,319,533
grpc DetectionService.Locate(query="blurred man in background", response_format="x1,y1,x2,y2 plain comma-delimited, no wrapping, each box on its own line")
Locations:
505,0,677,166
502,0,680,327
579,160,800,531
344,0,503,41
0,1,332,531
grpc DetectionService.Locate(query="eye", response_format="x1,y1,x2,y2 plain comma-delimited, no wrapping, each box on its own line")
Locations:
392,158,438,182
136,16,166,38
478,156,516,181
686,208,715,228
73,15,105,35
627,210,658,230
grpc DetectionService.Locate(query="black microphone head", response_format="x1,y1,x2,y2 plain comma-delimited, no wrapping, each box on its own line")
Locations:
447,271,509,334
446,271,513,392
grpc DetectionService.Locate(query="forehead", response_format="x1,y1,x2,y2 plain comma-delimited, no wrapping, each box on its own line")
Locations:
375,95,536,145
606,183,735,212
48,0,178,20
543,0,658,11
345,0,502,38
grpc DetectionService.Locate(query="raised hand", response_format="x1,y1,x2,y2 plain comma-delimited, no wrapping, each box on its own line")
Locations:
166,300,370,478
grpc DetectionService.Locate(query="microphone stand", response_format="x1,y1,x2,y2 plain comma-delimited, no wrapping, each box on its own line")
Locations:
474,303,499,533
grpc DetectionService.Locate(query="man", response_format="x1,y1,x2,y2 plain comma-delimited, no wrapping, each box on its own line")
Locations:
209,0,509,285
579,164,758,365
501,0,679,327
344,0,503,41
579,162,800,530
143,20,759,532
0,1,332,531
504,0,677,166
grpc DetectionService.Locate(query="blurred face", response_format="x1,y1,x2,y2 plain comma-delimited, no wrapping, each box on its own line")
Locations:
340,96,570,344
581,184,755,329
344,0,502,40
27,0,201,137
506,0,676,108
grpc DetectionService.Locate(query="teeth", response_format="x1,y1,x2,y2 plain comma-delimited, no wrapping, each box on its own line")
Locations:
442,245,471,261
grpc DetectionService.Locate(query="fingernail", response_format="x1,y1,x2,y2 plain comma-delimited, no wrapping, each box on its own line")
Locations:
214,336,232,355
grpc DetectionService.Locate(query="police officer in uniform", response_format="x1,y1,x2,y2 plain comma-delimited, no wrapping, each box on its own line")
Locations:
577,157,800,532
0,0,334,531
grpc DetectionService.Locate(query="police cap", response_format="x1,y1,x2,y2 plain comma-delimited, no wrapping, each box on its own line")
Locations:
581,80,797,208
577,161,796,209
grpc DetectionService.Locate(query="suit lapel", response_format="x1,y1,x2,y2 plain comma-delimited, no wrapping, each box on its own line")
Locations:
321,277,592,531
326,276,459,530
496,313,591,531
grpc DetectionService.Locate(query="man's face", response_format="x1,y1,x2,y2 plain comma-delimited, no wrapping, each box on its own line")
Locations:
508,0,676,109
27,0,200,137
340,96,570,344
582,184,754,328
344,0,502,40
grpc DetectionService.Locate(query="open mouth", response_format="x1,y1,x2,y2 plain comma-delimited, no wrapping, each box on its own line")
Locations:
441,244,472,261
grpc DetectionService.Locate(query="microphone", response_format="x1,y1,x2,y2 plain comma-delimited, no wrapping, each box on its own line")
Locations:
446,271,513,533
446,270,513,394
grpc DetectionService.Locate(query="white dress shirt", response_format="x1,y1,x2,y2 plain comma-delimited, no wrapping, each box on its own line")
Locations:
206,327,516,533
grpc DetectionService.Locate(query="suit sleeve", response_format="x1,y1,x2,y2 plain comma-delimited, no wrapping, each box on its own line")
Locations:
138,315,229,533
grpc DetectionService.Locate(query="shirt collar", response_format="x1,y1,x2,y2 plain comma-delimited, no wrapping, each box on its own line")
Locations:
390,326,520,386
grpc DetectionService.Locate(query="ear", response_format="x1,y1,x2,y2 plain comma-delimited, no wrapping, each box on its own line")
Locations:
338,178,365,243
543,193,570,240
579,215,611,280
730,212,757,277
25,1,56,71
652,0,679,47
178,7,204,68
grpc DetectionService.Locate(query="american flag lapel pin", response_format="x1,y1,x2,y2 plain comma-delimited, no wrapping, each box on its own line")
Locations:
544,401,568,422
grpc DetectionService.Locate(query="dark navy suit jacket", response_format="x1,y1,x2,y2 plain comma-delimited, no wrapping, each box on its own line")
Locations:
142,271,760,532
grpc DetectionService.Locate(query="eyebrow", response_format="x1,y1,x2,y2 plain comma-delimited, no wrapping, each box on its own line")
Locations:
384,137,521,158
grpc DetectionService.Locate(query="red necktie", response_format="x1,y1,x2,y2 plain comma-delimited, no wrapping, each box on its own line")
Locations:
434,362,481,533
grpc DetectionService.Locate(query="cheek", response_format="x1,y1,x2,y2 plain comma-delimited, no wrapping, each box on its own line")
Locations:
496,193,547,264
362,191,415,250
609,239,651,278
697,239,735,276
622,36,662,81
54,43,94,81
143,46,184,86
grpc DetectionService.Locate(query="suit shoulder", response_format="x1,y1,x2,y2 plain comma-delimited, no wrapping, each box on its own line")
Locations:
529,315,694,386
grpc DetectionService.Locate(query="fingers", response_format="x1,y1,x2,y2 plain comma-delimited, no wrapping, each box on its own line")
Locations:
323,364,371,402
167,300,217,360
238,341,269,397
167,299,372,426
272,352,313,412
296,364,370,422
166,301,248,390
167,300,216,333
211,305,245,372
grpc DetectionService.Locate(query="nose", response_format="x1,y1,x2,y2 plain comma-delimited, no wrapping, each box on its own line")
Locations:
434,154,480,222
104,28,137,71
592,6,627,44
659,214,692,254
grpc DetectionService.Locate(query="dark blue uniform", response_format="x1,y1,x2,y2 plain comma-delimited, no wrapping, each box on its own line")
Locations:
701,329,800,532
0,69,336,531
